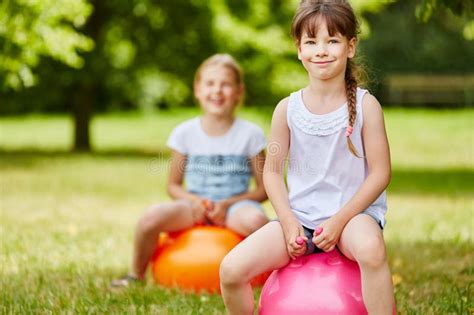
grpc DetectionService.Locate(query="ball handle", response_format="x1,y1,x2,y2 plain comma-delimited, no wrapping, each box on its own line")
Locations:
202,199,214,211
296,227,323,245
296,236,304,245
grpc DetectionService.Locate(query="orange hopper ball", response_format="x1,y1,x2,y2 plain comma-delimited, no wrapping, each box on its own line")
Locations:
151,226,269,293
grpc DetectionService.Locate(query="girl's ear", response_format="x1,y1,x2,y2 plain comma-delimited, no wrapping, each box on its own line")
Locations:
239,83,245,95
348,37,357,59
237,83,245,103
297,43,302,60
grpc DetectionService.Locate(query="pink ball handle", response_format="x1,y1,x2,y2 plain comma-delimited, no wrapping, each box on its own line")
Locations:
295,236,304,245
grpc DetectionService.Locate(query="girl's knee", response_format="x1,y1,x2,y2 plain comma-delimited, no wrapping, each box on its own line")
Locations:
228,210,269,236
220,254,249,287
137,215,157,237
352,235,387,269
246,212,269,232
137,204,169,235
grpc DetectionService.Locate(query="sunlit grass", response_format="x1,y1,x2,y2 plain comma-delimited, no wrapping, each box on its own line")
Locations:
385,108,473,169
1,108,473,314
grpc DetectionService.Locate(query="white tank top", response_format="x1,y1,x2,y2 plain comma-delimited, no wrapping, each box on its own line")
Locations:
286,87,387,229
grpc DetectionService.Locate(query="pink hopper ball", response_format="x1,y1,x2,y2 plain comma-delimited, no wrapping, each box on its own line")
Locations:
259,249,367,315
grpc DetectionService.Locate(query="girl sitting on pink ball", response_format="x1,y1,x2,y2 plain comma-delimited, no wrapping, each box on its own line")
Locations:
220,1,395,314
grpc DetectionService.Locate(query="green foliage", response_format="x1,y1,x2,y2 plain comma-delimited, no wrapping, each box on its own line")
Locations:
350,0,395,39
359,0,474,96
0,0,472,115
208,0,302,105
415,0,473,22
0,0,394,114
415,0,473,40
0,0,94,89
1,0,219,112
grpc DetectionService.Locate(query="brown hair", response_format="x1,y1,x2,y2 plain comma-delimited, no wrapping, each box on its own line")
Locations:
291,0,363,157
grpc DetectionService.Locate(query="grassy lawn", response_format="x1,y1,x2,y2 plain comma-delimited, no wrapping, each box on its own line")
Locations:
1,108,473,314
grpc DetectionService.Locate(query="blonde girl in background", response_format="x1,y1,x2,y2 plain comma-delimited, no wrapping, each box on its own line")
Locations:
220,1,395,314
112,54,269,287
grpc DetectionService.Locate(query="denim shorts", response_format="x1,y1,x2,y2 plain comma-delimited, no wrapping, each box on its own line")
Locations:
227,200,265,218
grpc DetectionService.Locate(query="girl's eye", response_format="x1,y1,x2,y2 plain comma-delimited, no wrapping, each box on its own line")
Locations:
329,39,339,44
305,40,316,45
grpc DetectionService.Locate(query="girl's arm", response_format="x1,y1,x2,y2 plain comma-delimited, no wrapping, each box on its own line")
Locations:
167,150,202,201
167,150,208,224
263,98,307,259
335,94,391,222
314,94,391,251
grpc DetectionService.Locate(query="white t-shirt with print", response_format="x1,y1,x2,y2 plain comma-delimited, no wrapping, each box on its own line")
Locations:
167,117,266,201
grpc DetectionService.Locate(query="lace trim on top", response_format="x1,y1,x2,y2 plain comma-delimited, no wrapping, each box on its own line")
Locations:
289,90,349,136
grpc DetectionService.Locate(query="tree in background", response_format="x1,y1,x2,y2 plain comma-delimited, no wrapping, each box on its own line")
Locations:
64,0,217,150
1,0,471,151
1,0,218,150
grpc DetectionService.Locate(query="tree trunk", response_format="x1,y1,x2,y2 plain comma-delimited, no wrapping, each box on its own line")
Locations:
71,0,103,152
72,84,94,151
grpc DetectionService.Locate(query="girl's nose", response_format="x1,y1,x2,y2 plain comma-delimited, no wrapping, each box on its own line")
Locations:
315,44,328,57
212,84,224,94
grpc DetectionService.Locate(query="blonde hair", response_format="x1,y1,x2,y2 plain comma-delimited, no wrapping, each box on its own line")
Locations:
194,54,243,86
291,0,363,157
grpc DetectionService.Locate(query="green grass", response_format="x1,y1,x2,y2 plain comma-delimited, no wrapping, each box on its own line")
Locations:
1,108,473,314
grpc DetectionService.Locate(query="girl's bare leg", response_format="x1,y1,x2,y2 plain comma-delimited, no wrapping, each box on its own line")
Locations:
220,221,290,315
338,214,395,315
130,200,195,279
225,206,269,236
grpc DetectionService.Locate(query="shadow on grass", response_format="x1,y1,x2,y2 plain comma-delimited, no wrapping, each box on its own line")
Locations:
0,148,170,170
388,168,474,196
0,148,168,159
1,149,472,196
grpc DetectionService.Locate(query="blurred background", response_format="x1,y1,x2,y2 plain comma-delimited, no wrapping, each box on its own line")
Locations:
1,0,473,314
1,0,472,151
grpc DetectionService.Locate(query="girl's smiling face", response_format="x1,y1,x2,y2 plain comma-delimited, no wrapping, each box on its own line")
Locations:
194,65,243,117
298,18,356,81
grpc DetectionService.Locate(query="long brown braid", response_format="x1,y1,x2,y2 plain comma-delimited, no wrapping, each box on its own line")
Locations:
291,0,363,157
345,59,360,157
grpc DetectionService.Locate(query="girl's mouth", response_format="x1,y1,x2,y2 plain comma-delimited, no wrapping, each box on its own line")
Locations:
312,60,334,65
209,99,225,106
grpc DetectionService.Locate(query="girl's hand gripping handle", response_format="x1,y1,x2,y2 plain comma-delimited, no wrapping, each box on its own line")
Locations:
314,227,323,236
297,228,322,244
295,227,322,254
